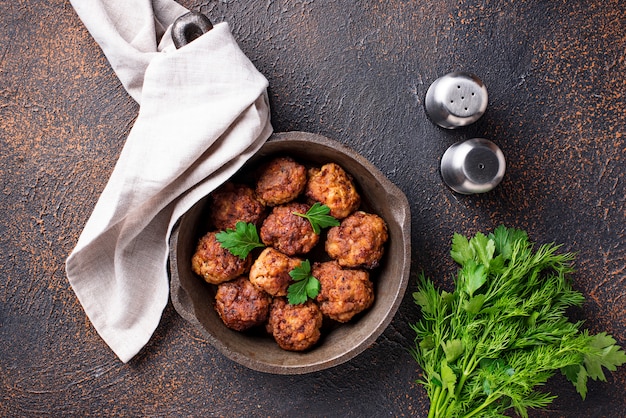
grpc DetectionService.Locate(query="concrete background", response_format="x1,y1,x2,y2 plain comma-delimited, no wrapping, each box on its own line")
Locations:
1,0,624,416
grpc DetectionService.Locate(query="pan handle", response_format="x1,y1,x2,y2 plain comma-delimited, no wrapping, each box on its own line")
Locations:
171,11,213,49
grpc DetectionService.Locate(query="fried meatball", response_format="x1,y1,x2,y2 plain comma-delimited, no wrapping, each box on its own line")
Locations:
249,247,302,296
259,202,319,256
255,156,307,206
313,261,374,323
305,162,360,219
266,298,323,351
325,211,389,269
191,231,251,284
209,182,265,231
214,276,271,331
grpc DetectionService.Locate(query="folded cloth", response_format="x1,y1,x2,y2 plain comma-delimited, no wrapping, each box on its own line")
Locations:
66,0,273,363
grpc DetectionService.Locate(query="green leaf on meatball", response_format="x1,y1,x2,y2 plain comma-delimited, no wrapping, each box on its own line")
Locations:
293,202,340,234
215,221,265,259
287,260,320,304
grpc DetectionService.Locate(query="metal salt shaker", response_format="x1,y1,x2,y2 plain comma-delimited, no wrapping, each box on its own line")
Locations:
440,138,506,194
425,72,488,129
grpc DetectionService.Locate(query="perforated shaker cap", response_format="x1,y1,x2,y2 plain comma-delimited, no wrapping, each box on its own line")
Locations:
425,72,488,129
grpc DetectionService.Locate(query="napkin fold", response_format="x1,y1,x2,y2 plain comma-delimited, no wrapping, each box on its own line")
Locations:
66,0,272,362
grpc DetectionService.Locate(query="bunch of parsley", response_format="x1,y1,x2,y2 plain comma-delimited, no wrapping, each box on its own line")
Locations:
411,225,626,418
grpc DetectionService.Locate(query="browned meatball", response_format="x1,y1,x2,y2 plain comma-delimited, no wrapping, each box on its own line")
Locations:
259,202,319,256
249,247,302,296
209,182,265,231
325,211,388,269
305,163,360,219
313,261,374,323
255,156,307,206
214,276,271,331
191,231,251,284
266,298,323,351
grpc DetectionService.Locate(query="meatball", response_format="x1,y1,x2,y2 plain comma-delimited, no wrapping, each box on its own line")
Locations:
209,182,265,231
313,261,374,323
260,202,319,256
191,231,251,284
255,156,307,206
214,276,271,331
249,247,302,296
266,298,323,351
325,211,388,269
305,162,360,219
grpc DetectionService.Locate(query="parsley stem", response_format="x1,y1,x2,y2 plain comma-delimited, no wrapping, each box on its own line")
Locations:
463,394,499,418
455,346,480,399
455,365,473,400
428,386,442,418
438,396,452,417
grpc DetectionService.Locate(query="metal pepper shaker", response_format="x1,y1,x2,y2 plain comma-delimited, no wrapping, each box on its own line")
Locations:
425,72,488,129
440,138,506,194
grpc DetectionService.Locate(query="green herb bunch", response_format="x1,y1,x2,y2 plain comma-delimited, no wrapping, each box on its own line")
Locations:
411,225,626,418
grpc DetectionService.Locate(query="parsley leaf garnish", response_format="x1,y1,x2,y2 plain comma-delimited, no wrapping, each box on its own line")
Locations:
215,221,264,259
293,202,340,234
410,226,626,417
287,259,320,304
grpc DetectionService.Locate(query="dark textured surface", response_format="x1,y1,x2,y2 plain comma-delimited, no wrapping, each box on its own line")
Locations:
1,0,624,416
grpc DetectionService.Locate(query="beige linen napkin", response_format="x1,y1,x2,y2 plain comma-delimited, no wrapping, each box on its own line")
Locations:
66,0,272,362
